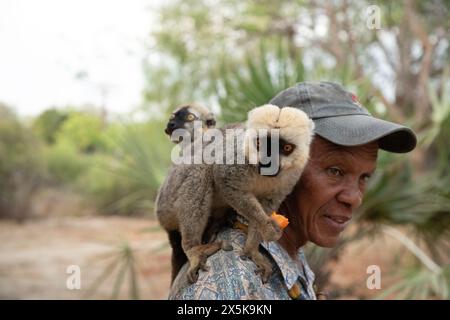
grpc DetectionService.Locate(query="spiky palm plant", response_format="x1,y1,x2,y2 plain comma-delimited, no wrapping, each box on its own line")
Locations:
81,120,172,216
215,39,305,123
375,226,449,300
84,241,140,299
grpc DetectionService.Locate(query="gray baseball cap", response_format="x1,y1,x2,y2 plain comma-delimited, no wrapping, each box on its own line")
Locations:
269,81,417,153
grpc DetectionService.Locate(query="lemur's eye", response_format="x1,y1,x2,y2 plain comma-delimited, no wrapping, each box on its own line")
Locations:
282,143,294,155
186,113,196,121
169,114,175,120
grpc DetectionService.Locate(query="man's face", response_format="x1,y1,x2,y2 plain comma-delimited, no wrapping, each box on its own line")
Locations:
294,136,378,247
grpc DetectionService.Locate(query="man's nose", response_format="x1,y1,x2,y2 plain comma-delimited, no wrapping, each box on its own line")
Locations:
336,181,362,210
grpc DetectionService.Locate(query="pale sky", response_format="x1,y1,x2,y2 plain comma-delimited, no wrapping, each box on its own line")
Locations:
0,1,399,118
0,0,156,116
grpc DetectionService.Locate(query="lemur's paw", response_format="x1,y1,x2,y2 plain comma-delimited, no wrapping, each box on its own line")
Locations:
261,218,283,242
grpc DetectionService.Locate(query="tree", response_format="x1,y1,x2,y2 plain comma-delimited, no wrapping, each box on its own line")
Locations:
33,108,69,144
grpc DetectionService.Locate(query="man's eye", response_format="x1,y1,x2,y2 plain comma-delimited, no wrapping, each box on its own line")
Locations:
327,167,343,177
361,174,371,183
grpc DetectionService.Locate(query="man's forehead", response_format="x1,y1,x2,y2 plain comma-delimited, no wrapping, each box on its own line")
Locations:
313,136,379,162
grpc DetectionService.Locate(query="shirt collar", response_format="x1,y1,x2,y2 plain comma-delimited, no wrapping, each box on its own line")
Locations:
261,240,315,290
233,215,315,293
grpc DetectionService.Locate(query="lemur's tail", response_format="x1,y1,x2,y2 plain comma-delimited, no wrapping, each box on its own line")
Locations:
168,230,187,285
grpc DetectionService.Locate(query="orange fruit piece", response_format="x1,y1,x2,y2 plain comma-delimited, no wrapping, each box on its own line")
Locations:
271,212,289,229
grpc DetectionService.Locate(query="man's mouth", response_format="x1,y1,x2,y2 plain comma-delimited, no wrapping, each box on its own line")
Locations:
322,214,351,233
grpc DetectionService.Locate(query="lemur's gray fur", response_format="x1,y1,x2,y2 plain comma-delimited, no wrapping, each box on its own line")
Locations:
156,104,314,284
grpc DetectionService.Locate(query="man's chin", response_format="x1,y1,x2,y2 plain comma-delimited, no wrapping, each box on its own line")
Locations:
310,234,341,248
311,216,349,247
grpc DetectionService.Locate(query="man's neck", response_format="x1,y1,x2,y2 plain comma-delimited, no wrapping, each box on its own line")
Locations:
277,226,307,258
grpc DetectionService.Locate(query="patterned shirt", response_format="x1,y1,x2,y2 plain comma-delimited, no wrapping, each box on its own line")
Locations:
168,226,317,300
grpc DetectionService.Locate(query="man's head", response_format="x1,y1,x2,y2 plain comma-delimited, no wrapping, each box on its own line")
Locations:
272,82,417,249
284,136,378,247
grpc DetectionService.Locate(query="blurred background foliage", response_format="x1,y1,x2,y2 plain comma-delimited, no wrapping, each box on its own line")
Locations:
0,0,449,299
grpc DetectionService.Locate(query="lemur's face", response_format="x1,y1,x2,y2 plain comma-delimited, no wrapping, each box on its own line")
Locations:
245,105,314,177
165,106,215,143
165,106,197,137
254,135,297,176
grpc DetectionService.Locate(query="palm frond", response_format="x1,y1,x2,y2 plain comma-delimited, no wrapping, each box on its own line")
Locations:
216,37,306,123
84,241,141,300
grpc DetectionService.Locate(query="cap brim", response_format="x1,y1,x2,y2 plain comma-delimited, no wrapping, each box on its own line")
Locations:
313,114,417,153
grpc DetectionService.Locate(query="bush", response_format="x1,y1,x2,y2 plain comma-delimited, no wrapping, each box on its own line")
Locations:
0,104,45,221
75,121,172,216
44,141,90,185
56,112,107,153
32,108,69,144
76,155,151,216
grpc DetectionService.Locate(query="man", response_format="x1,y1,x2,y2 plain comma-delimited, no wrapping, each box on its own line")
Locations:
169,81,417,300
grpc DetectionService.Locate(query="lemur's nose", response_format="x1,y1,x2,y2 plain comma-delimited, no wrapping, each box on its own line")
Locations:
168,122,176,129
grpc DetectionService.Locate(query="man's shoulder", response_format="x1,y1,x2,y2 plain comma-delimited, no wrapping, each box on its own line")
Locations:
169,228,271,300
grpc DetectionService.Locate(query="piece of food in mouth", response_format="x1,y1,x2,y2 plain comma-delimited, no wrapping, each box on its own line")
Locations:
271,212,289,229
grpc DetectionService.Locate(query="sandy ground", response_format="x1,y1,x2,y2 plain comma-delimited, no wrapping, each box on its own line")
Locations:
0,213,409,300
0,216,172,299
